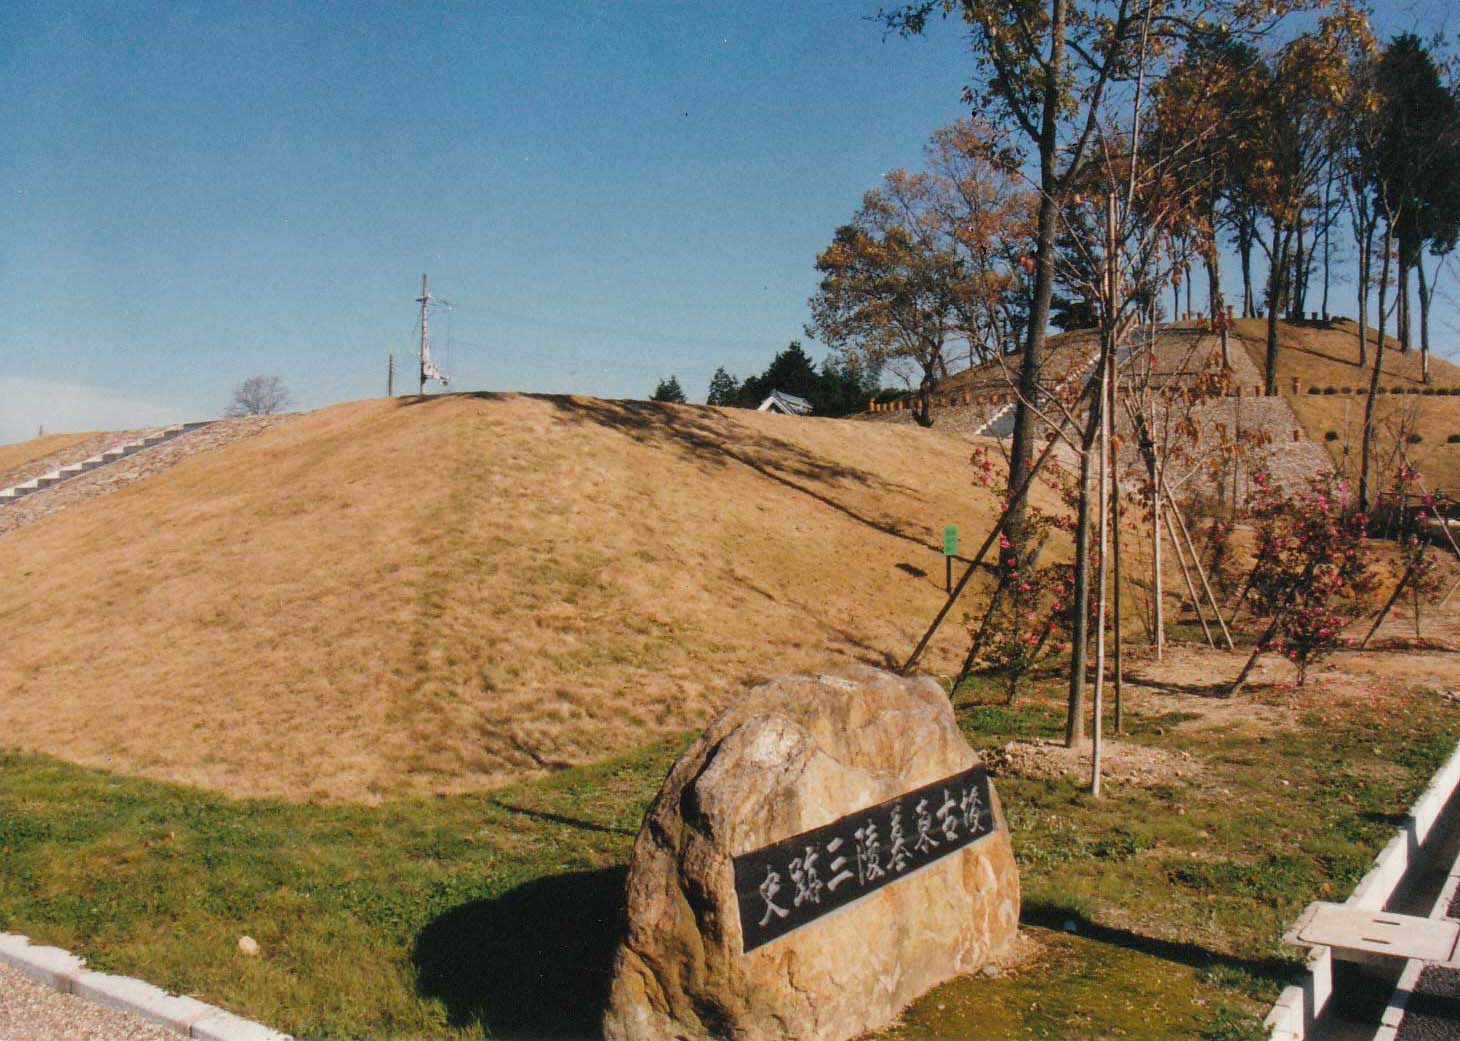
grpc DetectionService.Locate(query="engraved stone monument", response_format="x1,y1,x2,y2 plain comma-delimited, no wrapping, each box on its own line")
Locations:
602,666,1020,1041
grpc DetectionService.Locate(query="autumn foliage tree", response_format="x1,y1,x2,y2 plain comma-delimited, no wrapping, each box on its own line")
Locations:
808,121,1031,426
884,0,1301,553
1239,14,1360,394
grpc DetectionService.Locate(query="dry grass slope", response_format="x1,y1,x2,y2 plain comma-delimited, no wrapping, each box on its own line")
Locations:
1231,318,1460,492
0,394,1063,803
0,433,96,481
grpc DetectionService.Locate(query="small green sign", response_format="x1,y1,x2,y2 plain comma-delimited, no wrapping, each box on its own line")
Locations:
943,525,959,557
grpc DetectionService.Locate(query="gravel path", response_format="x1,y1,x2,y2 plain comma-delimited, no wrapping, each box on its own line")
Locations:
0,963,178,1041
1397,965,1460,1040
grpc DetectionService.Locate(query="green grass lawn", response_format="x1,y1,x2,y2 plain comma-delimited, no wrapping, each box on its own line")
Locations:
1,669,1456,1040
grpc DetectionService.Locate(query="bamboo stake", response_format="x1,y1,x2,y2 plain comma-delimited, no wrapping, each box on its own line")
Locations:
1092,189,1116,798
1163,499,1216,648
1359,561,1415,650
1152,481,1165,657
1092,367,1110,797
1163,490,1235,650
1111,381,1124,734
1229,556,1321,696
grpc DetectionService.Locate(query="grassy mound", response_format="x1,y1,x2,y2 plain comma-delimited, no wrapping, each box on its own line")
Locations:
0,393,1059,802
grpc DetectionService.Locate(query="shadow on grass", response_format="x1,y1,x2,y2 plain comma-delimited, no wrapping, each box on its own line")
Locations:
1124,672,1234,699
402,391,942,553
491,800,636,838
413,866,626,1039
1022,901,1295,986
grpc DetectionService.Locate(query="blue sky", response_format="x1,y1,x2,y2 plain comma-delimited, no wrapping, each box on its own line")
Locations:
2,2,1456,442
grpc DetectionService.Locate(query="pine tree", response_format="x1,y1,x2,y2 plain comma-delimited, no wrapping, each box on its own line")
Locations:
706,367,740,406
651,376,686,404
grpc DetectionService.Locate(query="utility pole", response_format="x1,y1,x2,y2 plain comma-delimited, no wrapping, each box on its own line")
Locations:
417,274,430,396
414,273,448,395
387,353,395,397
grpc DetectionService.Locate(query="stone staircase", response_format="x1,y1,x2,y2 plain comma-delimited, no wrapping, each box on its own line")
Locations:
972,344,1110,439
0,422,214,505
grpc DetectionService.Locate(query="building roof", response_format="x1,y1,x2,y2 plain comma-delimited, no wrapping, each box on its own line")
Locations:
757,390,812,415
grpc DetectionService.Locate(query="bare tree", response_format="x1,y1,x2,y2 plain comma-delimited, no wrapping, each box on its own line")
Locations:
225,376,292,418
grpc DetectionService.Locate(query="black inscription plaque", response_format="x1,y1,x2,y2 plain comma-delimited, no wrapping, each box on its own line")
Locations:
731,763,997,953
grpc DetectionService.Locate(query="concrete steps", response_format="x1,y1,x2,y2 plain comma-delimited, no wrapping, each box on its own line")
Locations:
972,346,1107,440
0,421,213,506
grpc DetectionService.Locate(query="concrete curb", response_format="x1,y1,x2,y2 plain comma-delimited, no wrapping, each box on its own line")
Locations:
1266,737,1460,1040
0,930,291,1041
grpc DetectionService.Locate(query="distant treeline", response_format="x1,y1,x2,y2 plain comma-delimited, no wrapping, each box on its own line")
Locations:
706,341,886,417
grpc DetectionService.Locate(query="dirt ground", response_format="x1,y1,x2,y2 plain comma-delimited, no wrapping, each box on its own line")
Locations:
987,590,1460,790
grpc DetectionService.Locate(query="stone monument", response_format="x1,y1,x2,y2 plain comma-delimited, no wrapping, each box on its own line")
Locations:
602,665,1020,1041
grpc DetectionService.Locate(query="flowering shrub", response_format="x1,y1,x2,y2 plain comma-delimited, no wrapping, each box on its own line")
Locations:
1248,472,1375,685
965,446,1089,702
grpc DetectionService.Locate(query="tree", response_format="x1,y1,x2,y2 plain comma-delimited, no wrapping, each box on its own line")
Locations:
922,119,1035,364
651,376,686,403
706,367,741,407
807,175,964,427
1371,34,1460,379
1238,16,1357,394
1336,32,1384,369
884,0,1294,549
1151,33,1267,322
758,341,821,402
808,123,1031,426
1358,33,1460,511
709,346,882,415
814,354,885,416
224,375,291,417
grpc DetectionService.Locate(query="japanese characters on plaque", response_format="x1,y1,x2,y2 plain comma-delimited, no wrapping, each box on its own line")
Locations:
731,764,997,953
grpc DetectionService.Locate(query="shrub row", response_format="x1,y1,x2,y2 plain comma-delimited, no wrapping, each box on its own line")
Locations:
1308,385,1460,395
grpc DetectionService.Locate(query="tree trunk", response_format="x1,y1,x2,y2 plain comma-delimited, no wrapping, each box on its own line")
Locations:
1359,220,1394,516
1356,215,1372,369
1322,175,1333,319
1205,238,1223,321
1399,247,1411,352
1005,0,1067,556
1239,215,1255,318
1418,251,1432,383
915,372,934,427
1264,220,1289,396
1291,220,1306,321
1065,391,1101,748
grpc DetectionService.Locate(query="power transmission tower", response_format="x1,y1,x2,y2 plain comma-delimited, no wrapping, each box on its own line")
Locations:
416,274,448,395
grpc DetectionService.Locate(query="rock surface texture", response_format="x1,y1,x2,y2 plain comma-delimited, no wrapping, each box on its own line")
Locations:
602,666,1019,1041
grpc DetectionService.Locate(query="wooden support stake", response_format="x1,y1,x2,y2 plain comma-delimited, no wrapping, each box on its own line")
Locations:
1163,491,1235,651
901,373,1104,675
1163,499,1216,649
1359,562,1415,650
1111,405,1124,734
